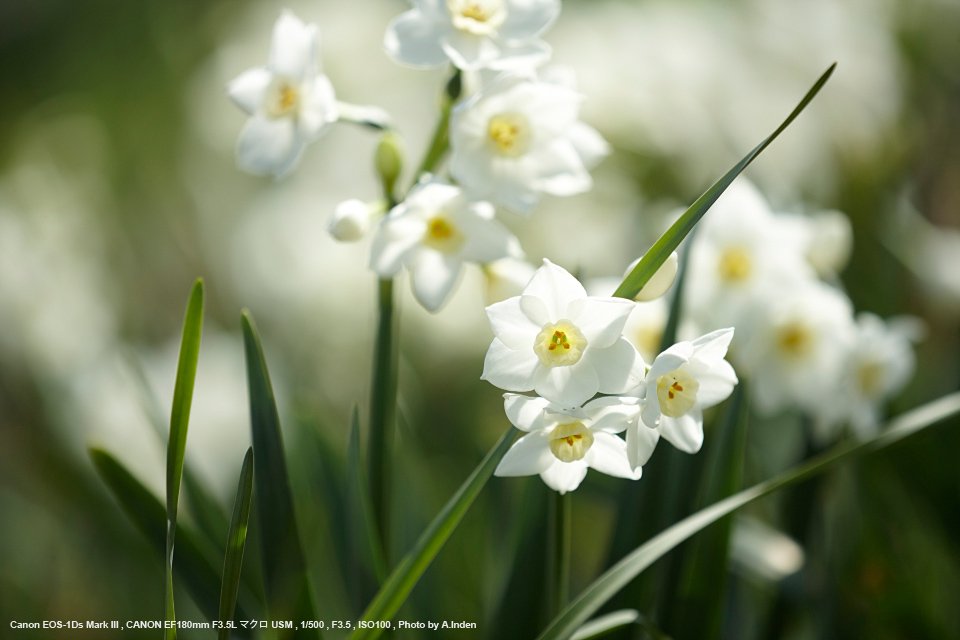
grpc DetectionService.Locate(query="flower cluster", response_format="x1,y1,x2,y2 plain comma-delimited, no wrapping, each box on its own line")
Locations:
486,261,737,493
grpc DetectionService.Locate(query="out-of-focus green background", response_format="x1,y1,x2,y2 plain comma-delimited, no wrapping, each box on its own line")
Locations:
1,0,959,638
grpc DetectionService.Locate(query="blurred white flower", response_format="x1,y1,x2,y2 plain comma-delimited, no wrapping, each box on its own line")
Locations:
450,71,609,214
730,516,804,583
328,199,375,242
780,209,853,278
227,10,338,177
483,256,536,304
742,280,855,416
494,394,640,494
629,328,738,465
815,313,923,440
384,0,559,71
481,259,645,408
370,178,522,312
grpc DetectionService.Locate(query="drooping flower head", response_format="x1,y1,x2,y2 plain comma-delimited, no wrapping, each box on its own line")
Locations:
495,394,641,494
384,0,560,71
482,260,645,408
450,71,609,214
370,178,522,312
629,328,738,467
227,11,338,176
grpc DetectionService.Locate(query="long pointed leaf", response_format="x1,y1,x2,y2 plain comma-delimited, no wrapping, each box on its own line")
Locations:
570,610,671,640
614,64,836,300
241,311,321,639
219,447,255,640
348,426,519,640
89,448,253,634
536,392,960,640
166,279,204,639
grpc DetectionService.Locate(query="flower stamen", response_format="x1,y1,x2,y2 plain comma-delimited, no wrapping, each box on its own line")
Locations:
656,369,699,418
487,113,530,157
548,422,594,462
534,321,587,367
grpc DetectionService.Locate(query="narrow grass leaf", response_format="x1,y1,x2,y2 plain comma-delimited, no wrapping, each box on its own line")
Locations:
241,311,321,639
614,64,836,300
165,279,204,639
570,609,671,640
536,391,960,640
348,426,519,640
89,449,253,634
219,447,255,640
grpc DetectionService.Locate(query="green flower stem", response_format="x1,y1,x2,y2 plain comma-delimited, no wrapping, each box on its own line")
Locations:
548,491,572,619
412,69,461,185
368,277,398,566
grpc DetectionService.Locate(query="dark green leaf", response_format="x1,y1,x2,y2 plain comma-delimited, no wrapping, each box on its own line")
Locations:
219,447,255,640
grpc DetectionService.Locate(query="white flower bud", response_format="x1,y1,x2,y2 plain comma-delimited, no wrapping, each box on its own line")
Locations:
328,199,371,242
624,251,679,302
806,210,852,277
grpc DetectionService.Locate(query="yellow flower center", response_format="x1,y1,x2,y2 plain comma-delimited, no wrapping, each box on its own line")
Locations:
548,422,594,462
447,0,507,35
533,321,587,367
487,113,531,157
857,360,885,397
422,216,465,254
718,246,753,283
656,368,699,418
266,78,300,118
776,321,814,359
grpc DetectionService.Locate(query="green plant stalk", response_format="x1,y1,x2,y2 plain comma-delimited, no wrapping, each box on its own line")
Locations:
536,391,960,640
548,491,572,619
218,447,255,640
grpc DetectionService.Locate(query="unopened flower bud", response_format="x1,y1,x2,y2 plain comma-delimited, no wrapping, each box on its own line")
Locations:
624,251,679,302
328,199,371,242
376,132,404,199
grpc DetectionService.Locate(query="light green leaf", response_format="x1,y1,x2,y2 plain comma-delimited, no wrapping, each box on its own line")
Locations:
166,279,204,639
241,311,321,639
348,426,519,640
536,391,960,640
570,609,671,640
614,64,836,300
346,406,387,598
219,447,255,640
89,448,254,634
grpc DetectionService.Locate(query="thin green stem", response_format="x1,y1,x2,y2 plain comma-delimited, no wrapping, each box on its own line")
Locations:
548,491,571,618
368,278,398,566
413,105,451,182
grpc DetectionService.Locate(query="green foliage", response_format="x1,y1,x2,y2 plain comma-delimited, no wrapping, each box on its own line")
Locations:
218,447,254,640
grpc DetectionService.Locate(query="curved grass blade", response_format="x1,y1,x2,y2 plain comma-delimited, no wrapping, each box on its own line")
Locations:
219,447,255,640
536,391,960,640
348,426,519,640
614,64,836,300
241,311,321,639
166,279,204,639
89,449,253,635
570,609,671,640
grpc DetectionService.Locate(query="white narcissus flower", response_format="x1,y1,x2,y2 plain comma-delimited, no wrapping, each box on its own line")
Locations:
384,0,559,71
494,394,641,494
370,179,522,312
815,313,923,440
482,260,645,408
227,11,338,177
450,72,610,214
628,328,738,466
483,257,536,304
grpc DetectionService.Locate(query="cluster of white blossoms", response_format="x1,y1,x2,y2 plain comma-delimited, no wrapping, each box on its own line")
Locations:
487,260,738,493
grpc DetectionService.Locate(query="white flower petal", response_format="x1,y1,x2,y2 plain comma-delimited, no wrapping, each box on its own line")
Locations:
626,423,660,471
482,338,539,391
269,11,317,80
519,294,551,326
586,337,646,395
227,67,272,115
409,250,463,312
583,396,640,434
383,9,450,68
236,116,303,177
658,408,704,454
495,431,553,476
690,328,735,365
486,40,553,70
646,342,694,381
533,359,599,408
486,297,541,349
585,432,637,480
567,122,611,169
529,139,592,196
499,0,561,40
441,29,501,70
457,211,522,263
503,393,554,432
539,459,588,494
695,360,738,409
369,213,424,277
298,75,338,140
566,297,635,348
523,259,587,320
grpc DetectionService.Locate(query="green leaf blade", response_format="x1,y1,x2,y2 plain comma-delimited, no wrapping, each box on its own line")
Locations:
165,278,205,639
614,63,836,300
349,426,519,640
241,311,321,639
219,447,255,640
536,392,960,640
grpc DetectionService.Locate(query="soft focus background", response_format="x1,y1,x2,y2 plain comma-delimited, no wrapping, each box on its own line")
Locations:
2,0,960,638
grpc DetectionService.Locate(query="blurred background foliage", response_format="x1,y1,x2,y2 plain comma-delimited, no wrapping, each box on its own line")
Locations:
1,0,960,638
